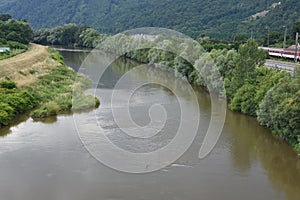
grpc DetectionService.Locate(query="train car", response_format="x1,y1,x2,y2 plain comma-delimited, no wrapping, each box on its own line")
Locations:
259,47,300,60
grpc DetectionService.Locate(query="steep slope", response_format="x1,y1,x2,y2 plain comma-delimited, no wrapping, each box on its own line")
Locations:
0,0,287,39
237,0,300,38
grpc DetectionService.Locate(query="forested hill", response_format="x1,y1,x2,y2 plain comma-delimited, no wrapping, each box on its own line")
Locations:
0,0,299,39
237,0,300,39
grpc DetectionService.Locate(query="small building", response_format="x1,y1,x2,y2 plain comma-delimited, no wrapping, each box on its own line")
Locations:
0,47,10,53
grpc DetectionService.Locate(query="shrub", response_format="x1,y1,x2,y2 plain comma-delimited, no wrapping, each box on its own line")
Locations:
49,48,64,64
31,102,59,118
0,103,14,126
19,71,26,76
230,83,257,116
0,51,99,123
0,80,17,89
29,69,37,74
55,94,72,110
7,41,28,50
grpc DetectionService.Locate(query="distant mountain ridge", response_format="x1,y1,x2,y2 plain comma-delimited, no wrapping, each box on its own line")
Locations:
0,0,299,39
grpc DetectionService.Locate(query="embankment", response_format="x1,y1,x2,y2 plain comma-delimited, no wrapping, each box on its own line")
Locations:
0,43,57,87
0,44,99,126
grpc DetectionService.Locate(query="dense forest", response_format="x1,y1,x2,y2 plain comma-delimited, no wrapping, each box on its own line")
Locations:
240,0,300,42
0,0,294,39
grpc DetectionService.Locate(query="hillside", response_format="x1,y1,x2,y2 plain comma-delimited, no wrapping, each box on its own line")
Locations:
0,0,286,39
236,0,300,39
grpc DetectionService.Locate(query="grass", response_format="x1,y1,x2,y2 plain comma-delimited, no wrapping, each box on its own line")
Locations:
29,69,37,74
31,102,59,118
18,70,27,76
0,65,100,125
30,64,99,119
0,48,100,126
49,48,64,65
0,48,27,60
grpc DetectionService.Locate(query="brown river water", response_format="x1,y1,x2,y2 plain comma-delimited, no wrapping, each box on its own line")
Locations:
0,50,299,200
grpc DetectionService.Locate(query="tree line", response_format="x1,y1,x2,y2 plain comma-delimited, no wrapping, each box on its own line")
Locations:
33,24,106,48
1,15,299,153
262,21,300,47
0,14,32,48
101,34,300,153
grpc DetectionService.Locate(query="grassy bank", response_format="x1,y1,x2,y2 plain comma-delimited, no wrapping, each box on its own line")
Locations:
0,42,29,60
0,48,27,60
0,47,99,127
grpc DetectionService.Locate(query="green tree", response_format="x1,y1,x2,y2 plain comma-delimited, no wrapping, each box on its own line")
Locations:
264,31,281,46
226,39,266,99
60,24,79,46
271,90,300,145
0,14,12,21
33,29,50,45
291,21,300,38
257,77,300,135
230,83,257,116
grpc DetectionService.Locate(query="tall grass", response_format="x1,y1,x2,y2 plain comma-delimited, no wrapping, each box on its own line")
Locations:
30,65,99,118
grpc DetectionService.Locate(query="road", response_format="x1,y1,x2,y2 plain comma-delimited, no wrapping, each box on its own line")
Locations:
265,59,299,72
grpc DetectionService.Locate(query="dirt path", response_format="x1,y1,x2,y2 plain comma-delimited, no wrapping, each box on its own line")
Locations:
0,43,58,87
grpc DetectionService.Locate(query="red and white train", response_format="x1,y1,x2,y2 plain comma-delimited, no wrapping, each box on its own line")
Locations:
259,47,300,61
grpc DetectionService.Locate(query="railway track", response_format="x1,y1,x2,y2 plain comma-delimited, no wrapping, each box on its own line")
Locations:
264,59,299,72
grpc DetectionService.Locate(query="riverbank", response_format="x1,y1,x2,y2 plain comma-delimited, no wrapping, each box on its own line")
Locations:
1,48,300,200
52,41,300,155
0,44,99,127
118,38,300,155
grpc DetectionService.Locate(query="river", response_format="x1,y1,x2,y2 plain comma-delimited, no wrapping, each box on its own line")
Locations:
0,50,299,200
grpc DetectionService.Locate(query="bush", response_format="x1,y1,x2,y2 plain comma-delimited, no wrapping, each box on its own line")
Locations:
230,83,257,116
49,48,64,64
19,71,26,76
31,102,59,118
0,103,14,126
29,69,37,74
0,80,17,89
4,94,27,114
7,41,28,50
55,94,72,110
0,51,99,124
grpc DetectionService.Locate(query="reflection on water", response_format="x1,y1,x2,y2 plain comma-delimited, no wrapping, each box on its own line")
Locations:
59,50,89,71
32,116,58,124
0,51,298,200
226,110,300,200
0,111,32,137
